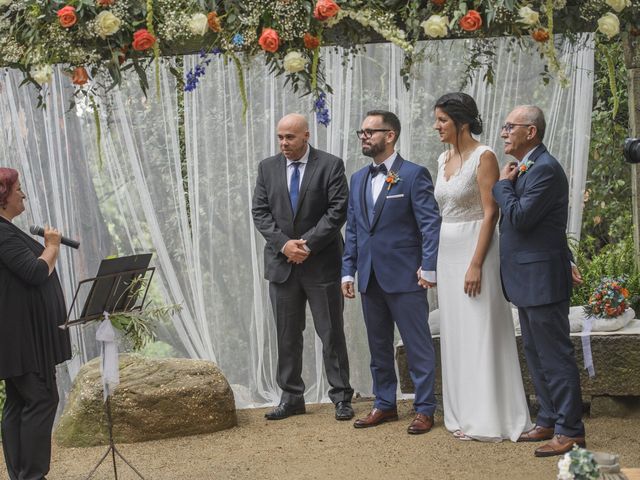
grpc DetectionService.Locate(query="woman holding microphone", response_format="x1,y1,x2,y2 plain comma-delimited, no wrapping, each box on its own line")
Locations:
0,167,71,480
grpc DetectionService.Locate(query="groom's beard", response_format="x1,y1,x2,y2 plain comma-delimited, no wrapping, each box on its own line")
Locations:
362,140,385,158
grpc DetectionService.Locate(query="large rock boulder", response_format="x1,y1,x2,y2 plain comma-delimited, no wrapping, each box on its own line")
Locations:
54,354,237,447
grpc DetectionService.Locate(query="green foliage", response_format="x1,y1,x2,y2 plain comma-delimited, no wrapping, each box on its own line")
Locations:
571,234,640,313
580,40,631,249
139,340,178,358
110,304,182,351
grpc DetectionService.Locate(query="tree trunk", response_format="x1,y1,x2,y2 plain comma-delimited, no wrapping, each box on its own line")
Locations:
623,34,640,270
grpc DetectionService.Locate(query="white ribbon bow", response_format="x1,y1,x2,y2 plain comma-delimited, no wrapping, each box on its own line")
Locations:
95,312,120,401
581,316,595,378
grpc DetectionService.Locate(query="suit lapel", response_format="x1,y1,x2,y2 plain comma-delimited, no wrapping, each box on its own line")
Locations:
276,154,294,218
515,144,546,194
294,146,318,220
359,169,371,230
370,155,404,230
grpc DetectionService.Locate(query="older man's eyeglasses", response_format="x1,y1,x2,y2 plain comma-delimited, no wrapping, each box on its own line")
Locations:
356,129,391,140
501,123,533,133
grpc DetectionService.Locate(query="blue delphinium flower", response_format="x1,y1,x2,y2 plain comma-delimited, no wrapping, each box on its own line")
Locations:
314,92,331,126
184,48,223,92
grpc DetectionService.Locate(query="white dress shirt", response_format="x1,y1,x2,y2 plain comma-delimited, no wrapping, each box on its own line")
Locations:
286,144,310,190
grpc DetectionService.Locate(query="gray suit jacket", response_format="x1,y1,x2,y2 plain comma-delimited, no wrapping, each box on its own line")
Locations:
252,145,348,284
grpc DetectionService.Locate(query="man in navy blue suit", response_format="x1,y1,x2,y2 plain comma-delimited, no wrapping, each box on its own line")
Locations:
492,105,585,457
341,110,441,434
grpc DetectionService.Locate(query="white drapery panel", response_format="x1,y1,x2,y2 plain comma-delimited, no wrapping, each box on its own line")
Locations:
0,35,593,409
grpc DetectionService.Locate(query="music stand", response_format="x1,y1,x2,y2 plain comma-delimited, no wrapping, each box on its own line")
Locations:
63,254,155,480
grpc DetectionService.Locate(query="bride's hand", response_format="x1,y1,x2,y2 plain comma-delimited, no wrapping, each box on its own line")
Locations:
464,264,482,297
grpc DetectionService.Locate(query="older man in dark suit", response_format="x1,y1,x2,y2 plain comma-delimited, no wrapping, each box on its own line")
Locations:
252,113,354,421
492,105,585,457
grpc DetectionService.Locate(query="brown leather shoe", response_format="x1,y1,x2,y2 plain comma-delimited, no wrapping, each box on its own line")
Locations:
407,413,434,435
518,425,554,442
534,434,586,457
353,408,398,428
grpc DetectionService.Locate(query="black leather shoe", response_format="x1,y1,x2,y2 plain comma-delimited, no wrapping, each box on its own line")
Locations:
264,402,306,420
335,401,354,421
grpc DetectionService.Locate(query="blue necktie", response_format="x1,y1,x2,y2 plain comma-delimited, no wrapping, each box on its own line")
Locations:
289,162,300,214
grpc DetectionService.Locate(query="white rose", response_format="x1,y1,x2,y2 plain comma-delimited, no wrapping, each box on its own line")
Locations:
187,13,208,36
31,64,53,85
283,51,308,73
95,11,121,39
421,15,448,38
557,455,574,480
597,12,620,39
605,0,630,12
518,6,540,26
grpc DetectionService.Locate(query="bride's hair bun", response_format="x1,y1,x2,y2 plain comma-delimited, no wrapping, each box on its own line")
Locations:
471,115,483,135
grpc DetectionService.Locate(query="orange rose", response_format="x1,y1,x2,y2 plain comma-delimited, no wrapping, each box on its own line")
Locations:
621,288,630,297
207,11,221,32
71,66,89,86
519,164,527,172
97,0,115,6
304,33,320,49
313,0,340,21
132,29,156,51
459,10,482,32
531,28,550,42
57,6,77,28
258,28,280,53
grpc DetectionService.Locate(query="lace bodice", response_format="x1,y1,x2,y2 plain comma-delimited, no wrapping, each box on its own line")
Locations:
434,145,492,222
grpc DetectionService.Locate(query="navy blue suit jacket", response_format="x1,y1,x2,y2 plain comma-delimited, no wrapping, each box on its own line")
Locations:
341,155,441,293
492,144,573,307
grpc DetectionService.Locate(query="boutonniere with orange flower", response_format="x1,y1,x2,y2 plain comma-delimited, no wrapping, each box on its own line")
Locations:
518,160,534,177
385,171,401,190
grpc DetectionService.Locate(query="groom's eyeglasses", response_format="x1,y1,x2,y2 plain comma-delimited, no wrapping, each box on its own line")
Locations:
501,123,533,133
356,129,391,140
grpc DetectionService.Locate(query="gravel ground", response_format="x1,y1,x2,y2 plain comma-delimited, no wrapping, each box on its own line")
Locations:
1,400,639,480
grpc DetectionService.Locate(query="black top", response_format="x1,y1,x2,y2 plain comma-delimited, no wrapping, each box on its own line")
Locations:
0,216,71,389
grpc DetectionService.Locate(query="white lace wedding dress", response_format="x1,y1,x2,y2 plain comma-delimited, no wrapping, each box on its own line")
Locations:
434,145,533,442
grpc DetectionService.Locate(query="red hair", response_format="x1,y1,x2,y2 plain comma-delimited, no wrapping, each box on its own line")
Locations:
0,168,19,207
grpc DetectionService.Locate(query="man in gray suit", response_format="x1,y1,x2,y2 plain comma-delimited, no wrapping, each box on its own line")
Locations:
252,113,354,421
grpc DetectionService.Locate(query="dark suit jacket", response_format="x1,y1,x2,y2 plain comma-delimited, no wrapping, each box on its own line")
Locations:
492,144,573,307
341,155,441,293
0,217,71,386
252,146,348,284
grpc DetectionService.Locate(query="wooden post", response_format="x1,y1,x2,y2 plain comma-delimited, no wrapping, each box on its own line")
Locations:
623,34,640,270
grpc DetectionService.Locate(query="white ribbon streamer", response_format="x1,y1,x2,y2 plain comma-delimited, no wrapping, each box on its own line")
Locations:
96,312,120,401
581,315,595,378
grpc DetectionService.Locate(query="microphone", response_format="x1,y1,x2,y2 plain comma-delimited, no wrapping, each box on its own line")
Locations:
29,225,80,249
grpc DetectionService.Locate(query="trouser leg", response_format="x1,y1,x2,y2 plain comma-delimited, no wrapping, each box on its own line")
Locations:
304,279,353,404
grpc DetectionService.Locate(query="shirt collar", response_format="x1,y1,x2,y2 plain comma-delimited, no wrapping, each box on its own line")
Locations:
371,151,397,171
286,144,310,166
520,144,542,164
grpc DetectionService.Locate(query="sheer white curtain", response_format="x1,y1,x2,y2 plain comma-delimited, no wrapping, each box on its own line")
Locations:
0,34,593,410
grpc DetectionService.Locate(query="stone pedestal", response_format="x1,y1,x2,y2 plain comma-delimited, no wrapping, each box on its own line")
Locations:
396,334,640,417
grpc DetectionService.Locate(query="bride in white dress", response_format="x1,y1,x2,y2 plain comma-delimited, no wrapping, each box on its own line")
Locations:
432,93,532,442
